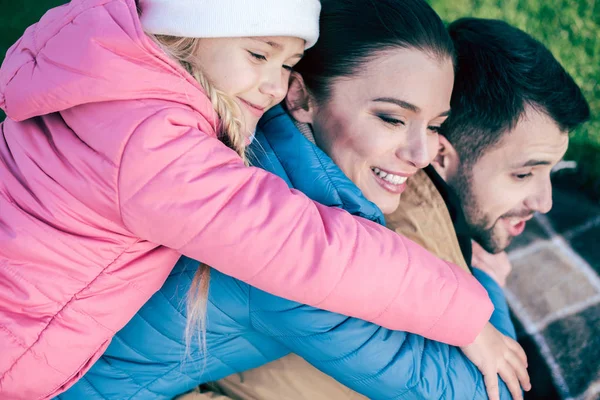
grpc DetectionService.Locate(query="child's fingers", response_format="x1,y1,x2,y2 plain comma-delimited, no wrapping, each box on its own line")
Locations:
508,351,531,391
506,338,528,367
483,372,500,400
498,366,523,400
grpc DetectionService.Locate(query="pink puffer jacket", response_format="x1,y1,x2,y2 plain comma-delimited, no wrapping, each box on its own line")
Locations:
0,0,493,398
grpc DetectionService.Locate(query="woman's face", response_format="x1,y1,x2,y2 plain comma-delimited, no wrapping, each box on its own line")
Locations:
308,48,454,214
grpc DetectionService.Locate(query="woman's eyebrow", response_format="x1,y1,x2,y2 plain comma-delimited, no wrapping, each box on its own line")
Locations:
373,97,420,112
373,97,450,117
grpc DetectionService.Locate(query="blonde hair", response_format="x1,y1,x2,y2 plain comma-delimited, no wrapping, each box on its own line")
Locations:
153,35,250,165
150,34,251,355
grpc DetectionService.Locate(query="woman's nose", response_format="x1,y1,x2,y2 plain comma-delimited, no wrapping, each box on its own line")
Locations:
395,125,435,169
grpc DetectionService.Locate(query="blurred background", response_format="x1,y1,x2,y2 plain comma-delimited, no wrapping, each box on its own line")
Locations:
1,1,598,399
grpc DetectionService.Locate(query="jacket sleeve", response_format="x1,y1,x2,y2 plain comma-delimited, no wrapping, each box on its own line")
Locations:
472,268,517,339
117,107,493,346
248,269,515,400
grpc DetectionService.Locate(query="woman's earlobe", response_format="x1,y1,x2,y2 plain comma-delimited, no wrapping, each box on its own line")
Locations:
285,72,314,124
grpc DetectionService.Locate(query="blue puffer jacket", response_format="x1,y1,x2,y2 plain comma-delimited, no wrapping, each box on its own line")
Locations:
58,106,515,400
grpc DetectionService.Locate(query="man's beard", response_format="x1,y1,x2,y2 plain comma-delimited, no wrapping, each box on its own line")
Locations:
447,167,512,254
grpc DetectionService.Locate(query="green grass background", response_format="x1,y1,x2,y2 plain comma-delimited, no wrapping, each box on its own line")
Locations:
1,0,598,190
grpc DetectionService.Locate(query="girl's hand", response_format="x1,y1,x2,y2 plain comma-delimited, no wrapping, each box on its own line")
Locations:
461,323,531,400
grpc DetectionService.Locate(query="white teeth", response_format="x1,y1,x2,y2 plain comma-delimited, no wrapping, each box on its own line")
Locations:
371,167,407,185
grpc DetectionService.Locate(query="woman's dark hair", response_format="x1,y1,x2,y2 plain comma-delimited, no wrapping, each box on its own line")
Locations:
293,0,455,102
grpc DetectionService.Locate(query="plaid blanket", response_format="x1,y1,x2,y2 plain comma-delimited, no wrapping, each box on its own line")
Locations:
506,173,600,400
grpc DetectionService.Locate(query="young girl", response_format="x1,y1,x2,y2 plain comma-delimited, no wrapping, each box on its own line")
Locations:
1,0,497,398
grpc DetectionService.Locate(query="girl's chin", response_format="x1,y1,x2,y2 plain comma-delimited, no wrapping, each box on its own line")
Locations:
240,114,259,133
244,132,256,146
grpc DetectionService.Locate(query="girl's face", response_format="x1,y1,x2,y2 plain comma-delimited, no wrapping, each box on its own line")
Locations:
195,36,305,139
294,48,454,214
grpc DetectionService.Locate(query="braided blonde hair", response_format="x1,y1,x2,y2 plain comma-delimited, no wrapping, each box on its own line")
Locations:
153,35,250,165
150,33,251,355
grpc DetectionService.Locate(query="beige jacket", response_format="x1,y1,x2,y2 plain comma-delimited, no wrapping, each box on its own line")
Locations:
178,170,470,400
385,169,470,273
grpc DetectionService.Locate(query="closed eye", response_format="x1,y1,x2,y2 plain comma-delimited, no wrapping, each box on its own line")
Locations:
378,115,405,126
428,126,441,134
248,51,267,61
514,172,533,180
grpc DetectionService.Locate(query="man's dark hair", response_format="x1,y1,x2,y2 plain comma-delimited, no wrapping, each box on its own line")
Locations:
442,18,590,165
294,0,455,103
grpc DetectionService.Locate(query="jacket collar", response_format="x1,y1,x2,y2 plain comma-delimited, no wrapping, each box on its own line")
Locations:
253,105,385,225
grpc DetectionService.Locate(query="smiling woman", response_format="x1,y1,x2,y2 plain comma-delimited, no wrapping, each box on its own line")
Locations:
287,48,453,214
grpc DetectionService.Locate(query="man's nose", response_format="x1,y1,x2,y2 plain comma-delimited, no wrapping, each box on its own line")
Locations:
526,176,553,214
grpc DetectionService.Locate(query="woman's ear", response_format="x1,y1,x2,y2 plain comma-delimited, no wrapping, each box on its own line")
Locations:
432,135,460,180
285,72,315,124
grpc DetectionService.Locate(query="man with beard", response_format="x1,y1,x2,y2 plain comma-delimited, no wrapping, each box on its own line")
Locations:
420,17,589,280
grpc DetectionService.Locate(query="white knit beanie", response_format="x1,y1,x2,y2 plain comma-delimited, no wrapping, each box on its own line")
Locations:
139,0,321,49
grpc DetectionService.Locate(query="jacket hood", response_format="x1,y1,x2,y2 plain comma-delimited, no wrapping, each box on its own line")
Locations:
0,0,217,124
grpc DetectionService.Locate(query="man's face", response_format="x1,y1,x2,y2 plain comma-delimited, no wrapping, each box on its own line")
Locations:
448,106,569,253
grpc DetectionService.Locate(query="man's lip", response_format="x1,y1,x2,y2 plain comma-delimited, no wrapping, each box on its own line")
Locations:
506,214,535,224
507,220,527,236
502,214,534,236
